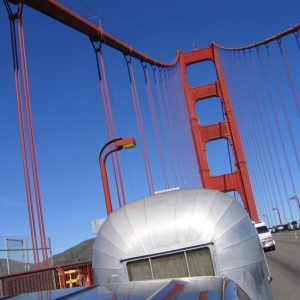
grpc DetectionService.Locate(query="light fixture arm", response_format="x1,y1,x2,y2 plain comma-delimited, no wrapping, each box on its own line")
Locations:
99,137,136,216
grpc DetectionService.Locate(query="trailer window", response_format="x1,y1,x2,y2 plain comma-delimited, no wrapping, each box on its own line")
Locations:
127,259,152,281
152,252,188,279
126,247,214,281
187,248,214,277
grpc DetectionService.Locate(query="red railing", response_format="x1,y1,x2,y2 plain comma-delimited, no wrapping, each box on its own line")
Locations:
0,260,93,297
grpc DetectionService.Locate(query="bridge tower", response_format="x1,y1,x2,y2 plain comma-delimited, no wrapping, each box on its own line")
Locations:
179,45,258,221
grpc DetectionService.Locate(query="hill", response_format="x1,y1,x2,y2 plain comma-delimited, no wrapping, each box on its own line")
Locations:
0,238,95,274
52,238,95,266
0,258,32,275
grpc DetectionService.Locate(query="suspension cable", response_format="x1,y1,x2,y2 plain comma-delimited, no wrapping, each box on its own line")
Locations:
92,42,126,209
276,41,300,175
152,66,174,188
159,68,178,187
229,49,267,216
164,69,186,187
266,42,299,215
141,62,169,189
124,55,154,194
242,49,281,219
4,0,40,268
293,31,300,50
17,10,49,266
247,48,280,222
258,45,293,221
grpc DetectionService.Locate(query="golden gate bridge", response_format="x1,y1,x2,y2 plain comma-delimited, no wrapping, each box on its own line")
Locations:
1,0,300,279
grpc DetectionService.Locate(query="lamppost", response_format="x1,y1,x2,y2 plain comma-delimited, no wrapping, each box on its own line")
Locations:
272,207,282,225
289,196,300,212
262,214,270,228
99,137,136,215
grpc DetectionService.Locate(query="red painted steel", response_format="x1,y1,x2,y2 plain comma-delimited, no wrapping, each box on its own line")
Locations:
18,12,49,268
162,283,185,299
5,3,40,268
178,46,258,221
9,0,178,68
212,24,300,50
0,261,93,296
0,266,64,296
99,138,136,215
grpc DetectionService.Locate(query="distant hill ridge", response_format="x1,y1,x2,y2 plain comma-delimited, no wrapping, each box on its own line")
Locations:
0,238,95,274
52,238,95,266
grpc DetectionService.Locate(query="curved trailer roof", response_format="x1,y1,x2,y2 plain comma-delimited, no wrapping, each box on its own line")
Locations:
93,188,272,300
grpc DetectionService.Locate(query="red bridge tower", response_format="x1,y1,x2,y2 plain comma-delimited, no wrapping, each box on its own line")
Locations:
179,45,258,221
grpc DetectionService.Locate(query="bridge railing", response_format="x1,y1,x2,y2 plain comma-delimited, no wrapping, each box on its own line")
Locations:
0,260,93,297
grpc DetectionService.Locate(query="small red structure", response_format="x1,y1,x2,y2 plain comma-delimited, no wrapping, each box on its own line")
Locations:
0,261,93,297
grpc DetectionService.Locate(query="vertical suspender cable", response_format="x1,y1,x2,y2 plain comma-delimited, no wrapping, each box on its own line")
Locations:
172,67,192,187
4,1,40,268
293,31,300,50
246,49,282,219
98,47,126,206
142,62,169,189
277,40,300,168
241,49,281,218
278,39,300,119
159,68,178,187
153,66,176,187
220,49,266,215
164,69,185,187
92,43,125,208
240,49,270,217
256,46,291,220
258,45,292,221
167,63,200,188
265,43,298,215
124,56,154,194
17,13,49,267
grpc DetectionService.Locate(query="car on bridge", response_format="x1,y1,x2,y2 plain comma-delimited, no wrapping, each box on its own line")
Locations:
254,221,276,251
288,220,300,230
275,224,285,232
269,227,276,233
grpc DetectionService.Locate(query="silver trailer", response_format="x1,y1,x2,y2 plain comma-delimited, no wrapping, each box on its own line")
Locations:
93,188,272,299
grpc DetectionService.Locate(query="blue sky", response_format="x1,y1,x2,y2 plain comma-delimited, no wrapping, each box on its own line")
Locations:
0,0,300,257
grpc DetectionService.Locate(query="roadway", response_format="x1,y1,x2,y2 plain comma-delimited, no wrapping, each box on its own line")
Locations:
265,231,300,300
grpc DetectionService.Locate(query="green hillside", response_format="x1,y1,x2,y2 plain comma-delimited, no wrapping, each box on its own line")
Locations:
52,238,95,266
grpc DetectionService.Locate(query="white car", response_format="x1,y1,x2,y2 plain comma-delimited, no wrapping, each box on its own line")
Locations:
254,221,276,251
276,225,284,231
288,220,300,230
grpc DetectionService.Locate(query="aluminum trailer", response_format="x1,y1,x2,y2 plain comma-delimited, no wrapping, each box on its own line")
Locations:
93,188,272,300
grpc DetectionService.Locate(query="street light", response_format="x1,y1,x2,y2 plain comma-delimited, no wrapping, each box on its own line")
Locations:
272,207,282,225
289,196,300,212
262,214,270,228
99,137,136,216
